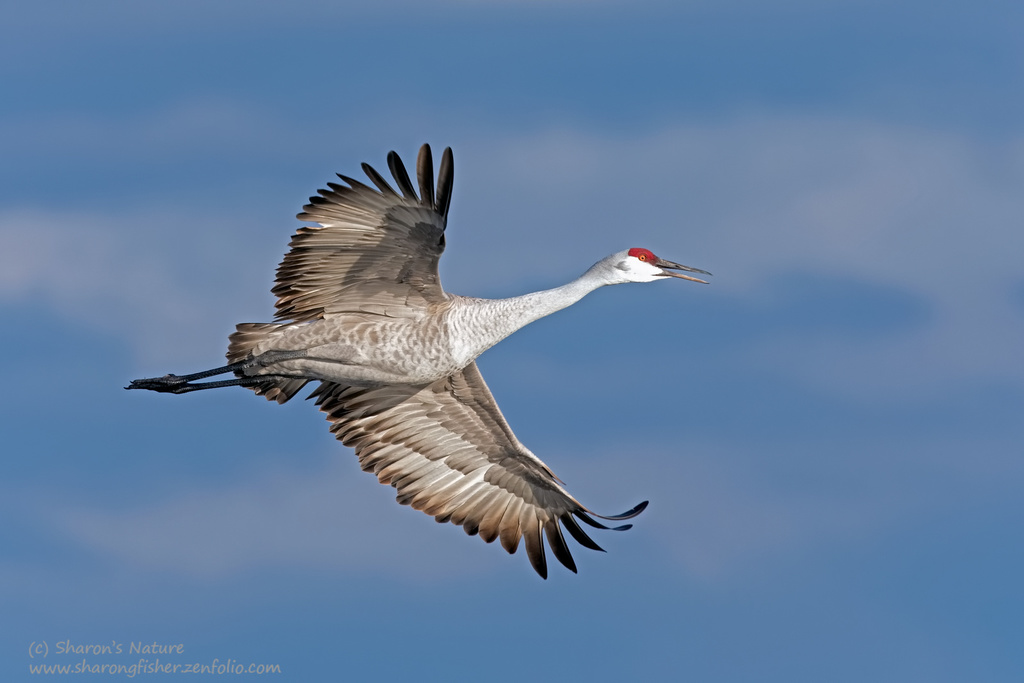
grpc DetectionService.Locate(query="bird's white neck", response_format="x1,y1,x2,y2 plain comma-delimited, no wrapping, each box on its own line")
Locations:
445,263,617,368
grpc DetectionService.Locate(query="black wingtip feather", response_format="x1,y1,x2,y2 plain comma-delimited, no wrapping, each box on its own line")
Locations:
361,162,398,196
590,500,649,521
545,520,578,573
387,150,418,201
524,522,548,579
416,144,435,209
436,147,454,219
562,514,605,552
575,511,634,532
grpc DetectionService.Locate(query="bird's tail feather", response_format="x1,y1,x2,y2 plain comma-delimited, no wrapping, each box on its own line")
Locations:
227,323,309,404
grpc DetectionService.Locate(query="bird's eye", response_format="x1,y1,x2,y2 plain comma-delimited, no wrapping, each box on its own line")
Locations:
637,254,647,261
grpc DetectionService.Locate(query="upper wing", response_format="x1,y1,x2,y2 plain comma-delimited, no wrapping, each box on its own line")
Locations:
308,362,647,578
274,144,454,322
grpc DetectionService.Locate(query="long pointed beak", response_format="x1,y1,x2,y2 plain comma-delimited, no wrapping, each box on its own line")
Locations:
654,257,712,284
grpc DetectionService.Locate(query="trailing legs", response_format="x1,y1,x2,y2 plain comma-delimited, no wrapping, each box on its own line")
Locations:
126,350,307,394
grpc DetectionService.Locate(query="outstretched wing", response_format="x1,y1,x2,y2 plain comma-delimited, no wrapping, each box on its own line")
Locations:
308,362,647,578
274,144,455,322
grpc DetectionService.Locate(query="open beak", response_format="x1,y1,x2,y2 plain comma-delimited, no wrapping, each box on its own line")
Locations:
654,257,712,284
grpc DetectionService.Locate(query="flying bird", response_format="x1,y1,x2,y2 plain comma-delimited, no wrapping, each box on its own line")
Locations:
128,144,710,578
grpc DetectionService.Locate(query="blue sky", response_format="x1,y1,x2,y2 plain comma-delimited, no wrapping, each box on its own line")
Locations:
2,1,1023,680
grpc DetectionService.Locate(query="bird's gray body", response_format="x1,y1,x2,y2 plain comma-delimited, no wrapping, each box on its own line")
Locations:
129,144,709,578
243,279,604,387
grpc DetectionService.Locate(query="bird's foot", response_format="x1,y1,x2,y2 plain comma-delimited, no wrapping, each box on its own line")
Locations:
125,374,191,393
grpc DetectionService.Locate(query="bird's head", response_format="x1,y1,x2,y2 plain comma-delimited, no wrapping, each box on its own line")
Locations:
601,247,711,284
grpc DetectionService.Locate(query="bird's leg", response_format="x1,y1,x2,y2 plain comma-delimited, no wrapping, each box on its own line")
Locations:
126,350,307,394
126,362,249,393
130,361,247,388
127,375,280,394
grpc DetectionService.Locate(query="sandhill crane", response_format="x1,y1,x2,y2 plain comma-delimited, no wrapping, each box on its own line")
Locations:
128,144,710,578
